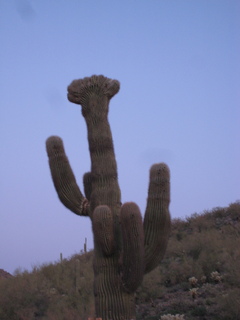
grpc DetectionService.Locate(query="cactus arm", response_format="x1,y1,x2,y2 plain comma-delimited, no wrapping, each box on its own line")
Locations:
83,172,92,201
92,205,115,256
143,163,171,274
46,136,89,216
120,202,144,292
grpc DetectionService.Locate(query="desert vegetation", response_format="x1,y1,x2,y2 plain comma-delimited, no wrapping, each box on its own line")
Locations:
0,201,239,319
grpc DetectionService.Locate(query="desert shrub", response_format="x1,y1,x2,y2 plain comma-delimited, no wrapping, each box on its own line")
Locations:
137,266,164,302
191,229,224,277
218,288,240,319
186,232,204,260
189,288,198,300
211,207,227,219
161,314,185,320
160,256,193,286
190,305,207,317
223,250,240,287
227,201,240,219
210,271,222,283
162,296,196,316
171,219,187,238
0,251,94,320
0,270,50,320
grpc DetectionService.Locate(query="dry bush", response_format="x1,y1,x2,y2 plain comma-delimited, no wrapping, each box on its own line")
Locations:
218,288,240,319
188,277,198,287
0,270,50,320
161,314,185,320
160,257,193,286
137,266,165,302
0,252,94,320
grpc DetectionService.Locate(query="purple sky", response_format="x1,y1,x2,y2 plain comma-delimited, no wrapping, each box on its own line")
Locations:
1,0,239,274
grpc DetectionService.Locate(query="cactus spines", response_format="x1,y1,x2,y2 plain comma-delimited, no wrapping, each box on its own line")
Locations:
46,75,171,320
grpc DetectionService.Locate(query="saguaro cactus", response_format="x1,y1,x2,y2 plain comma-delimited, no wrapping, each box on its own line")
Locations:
46,75,171,320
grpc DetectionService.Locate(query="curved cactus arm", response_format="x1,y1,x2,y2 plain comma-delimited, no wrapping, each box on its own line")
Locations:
120,202,145,292
46,136,89,216
92,205,115,256
143,163,171,274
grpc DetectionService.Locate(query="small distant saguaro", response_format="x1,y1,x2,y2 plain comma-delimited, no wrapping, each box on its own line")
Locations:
46,75,171,320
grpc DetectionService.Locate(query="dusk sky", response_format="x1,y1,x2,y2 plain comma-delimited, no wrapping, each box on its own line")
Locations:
1,0,239,274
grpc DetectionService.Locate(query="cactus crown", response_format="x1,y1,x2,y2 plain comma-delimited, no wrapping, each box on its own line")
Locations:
67,75,120,118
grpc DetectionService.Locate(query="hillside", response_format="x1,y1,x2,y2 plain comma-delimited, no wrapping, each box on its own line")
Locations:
0,201,239,320
0,269,12,279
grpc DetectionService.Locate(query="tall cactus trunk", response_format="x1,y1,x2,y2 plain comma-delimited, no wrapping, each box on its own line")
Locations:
93,248,136,319
46,75,171,320
81,91,135,318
